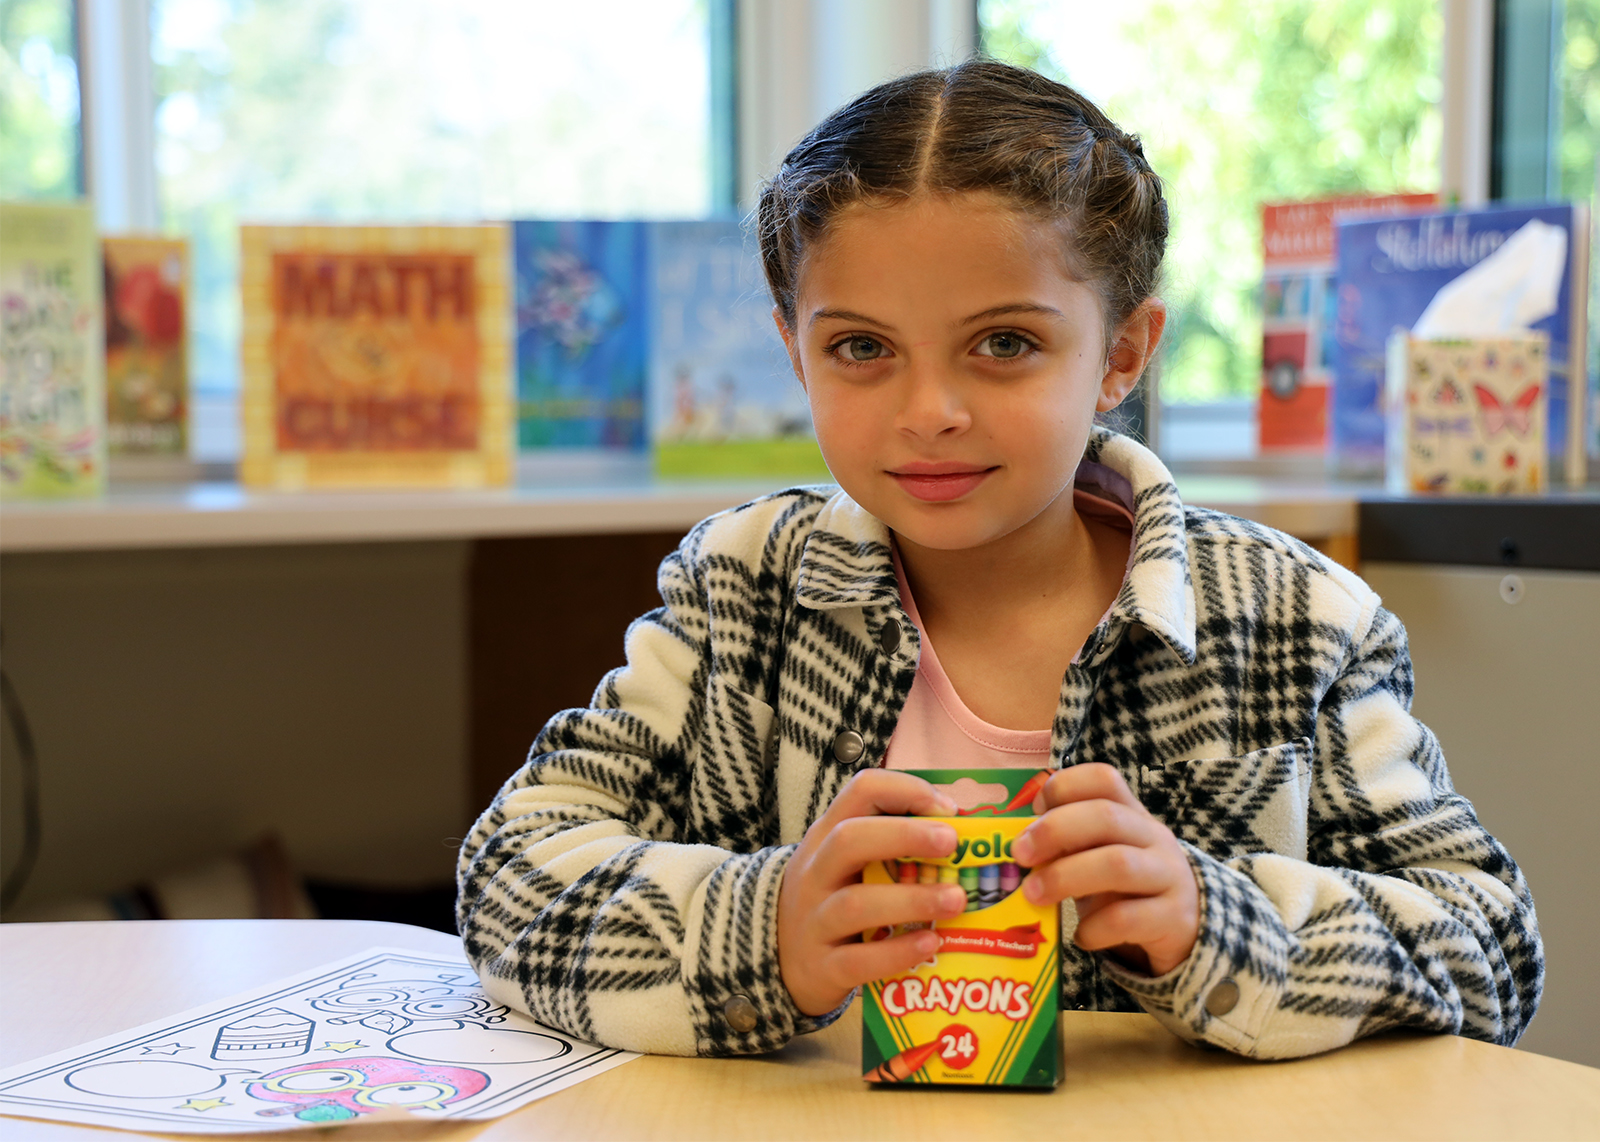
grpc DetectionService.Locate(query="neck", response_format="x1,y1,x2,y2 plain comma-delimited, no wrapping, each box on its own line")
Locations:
895,487,1098,626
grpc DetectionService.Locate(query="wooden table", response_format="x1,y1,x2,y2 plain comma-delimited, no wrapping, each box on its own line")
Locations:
3,921,1597,1141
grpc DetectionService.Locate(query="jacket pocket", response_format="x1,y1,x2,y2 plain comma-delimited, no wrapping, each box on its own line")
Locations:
689,676,779,849
1139,738,1313,862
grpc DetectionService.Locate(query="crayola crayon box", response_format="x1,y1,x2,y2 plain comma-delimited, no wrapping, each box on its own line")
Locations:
862,768,1059,1088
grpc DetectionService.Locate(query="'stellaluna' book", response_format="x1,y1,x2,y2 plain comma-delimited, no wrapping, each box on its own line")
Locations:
104,235,187,456
240,225,512,489
1332,202,1590,483
0,200,106,499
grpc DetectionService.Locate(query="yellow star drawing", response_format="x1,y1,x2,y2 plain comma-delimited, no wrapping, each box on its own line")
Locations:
177,1097,228,1112
320,1040,363,1053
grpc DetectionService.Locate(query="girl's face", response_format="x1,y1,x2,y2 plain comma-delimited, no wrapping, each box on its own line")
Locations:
778,193,1163,555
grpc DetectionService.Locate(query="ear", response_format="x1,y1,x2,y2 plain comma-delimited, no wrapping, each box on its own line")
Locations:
774,307,806,390
1097,297,1167,412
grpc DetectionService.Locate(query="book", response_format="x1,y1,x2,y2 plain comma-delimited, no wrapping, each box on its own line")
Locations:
103,235,187,456
513,220,649,452
239,225,513,490
1332,203,1590,482
1388,334,1549,494
648,220,823,478
1257,193,1435,454
0,200,106,499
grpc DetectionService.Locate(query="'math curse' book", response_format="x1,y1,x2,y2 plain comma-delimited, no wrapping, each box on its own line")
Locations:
240,225,512,489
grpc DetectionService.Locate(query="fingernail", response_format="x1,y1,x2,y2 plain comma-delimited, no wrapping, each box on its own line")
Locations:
916,930,941,954
1011,832,1035,866
1023,875,1045,904
929,823,957,852
939,886,966,913
933,796,957,816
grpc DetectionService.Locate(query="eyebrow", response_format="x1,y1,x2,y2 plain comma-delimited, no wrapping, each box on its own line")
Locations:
806,302,1065,331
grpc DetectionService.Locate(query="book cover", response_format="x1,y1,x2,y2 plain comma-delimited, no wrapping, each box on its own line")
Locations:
649,220,823,478
513,220,648,452
1257,193,1435,453
1389,334,1548,494
0,200,106,499
239,225,512,490
1331,203,1589,480
104,235,187,456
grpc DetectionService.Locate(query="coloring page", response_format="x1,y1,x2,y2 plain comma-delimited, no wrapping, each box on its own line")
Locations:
0,947,637,1133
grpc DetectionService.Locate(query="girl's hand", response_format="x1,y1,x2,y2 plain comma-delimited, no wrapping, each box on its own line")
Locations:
1009,763,1199,977
778,770,968,1017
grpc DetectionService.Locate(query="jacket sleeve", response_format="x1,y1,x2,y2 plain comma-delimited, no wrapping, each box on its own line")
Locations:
455,520,823,1057
1105,604,1544,1059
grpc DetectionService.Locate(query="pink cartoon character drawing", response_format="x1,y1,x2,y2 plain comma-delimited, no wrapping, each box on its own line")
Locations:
246,1057,488,1123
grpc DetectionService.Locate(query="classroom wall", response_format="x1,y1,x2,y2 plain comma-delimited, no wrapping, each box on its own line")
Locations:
1365,562,1600,1069
0,541,471,911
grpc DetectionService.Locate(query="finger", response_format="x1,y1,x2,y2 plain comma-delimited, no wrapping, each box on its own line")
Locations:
813,882,968,945
820,769,957,826
823,928,944,992
1020,845,1170,906
1035,763,1141,814
1011,798,1158,867
1071,894,1180,955
810,816,956,887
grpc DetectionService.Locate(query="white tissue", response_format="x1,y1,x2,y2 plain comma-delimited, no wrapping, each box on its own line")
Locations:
1412,219,1567,337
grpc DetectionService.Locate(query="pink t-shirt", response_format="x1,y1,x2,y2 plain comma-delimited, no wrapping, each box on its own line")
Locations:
883,486,1136,771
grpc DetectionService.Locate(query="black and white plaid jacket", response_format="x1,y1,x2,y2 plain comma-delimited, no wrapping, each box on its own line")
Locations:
458,428,1542,1059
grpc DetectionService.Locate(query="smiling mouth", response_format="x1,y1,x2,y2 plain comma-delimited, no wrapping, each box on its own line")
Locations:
887,465,997,502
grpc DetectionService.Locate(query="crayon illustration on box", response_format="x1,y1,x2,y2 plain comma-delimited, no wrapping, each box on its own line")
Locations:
1391,334,1548,494
863,769,1059,1089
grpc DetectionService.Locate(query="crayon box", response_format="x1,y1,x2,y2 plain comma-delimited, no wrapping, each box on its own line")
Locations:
862,768,1059,1088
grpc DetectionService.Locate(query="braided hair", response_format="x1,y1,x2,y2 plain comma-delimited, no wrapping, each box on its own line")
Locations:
757,59,1168,350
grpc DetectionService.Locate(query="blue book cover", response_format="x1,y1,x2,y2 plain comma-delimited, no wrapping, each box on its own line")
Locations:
514,220,649,450
648,220,823,477
1331,203,1583,475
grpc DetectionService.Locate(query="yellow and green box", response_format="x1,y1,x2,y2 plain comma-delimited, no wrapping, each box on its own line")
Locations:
862,768,1059,1088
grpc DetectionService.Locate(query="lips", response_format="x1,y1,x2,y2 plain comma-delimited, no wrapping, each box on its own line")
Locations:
887,464,996,502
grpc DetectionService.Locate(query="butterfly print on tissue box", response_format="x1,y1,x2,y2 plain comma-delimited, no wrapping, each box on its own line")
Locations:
1393,334,1549,495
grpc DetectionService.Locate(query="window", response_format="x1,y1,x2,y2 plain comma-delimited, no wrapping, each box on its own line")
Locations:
151,0,713,460
981,0,1443,460
0,0,82,201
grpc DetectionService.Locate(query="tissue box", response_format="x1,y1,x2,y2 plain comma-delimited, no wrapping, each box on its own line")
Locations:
1387,333,1549,494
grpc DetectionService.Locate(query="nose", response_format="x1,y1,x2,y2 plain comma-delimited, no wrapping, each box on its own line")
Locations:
895,361,971,440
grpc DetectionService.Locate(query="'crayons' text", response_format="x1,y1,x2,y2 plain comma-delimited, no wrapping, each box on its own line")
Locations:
878,976,1033,1022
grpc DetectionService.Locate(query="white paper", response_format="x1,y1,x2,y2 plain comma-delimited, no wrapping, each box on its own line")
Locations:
1413,218,1568,337
0,946,637,1134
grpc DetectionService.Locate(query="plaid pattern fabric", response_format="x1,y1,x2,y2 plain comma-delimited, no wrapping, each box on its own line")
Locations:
458,428,1542,1059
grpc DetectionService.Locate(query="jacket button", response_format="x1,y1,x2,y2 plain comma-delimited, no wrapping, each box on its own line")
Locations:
832,730,866,764
878,619,902,655
723,994,759,1033
1204,979,1240,1017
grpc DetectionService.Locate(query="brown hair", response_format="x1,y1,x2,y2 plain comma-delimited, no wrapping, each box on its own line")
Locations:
757,59,1168,346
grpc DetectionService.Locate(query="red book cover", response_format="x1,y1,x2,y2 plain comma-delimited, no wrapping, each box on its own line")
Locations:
1258,193,1436,453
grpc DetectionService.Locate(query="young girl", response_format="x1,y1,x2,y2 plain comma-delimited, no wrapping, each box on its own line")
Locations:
457,60,1542,1060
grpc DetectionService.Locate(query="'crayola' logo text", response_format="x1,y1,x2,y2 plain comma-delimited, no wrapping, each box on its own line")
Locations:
950,832,1014,864
879,975,1034,1022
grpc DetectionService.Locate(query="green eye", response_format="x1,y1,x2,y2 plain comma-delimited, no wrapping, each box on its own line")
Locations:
836,336,884,361
982,333,1029,359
